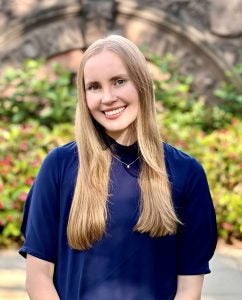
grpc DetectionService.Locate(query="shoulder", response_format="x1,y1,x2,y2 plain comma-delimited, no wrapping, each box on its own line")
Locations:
55,141,78,160
162,142,206,193
45,141,77,163
39,141,78,178
163,142,203,172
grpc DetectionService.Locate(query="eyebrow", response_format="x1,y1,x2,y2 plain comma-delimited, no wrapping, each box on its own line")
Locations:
110,74,129,80
84,74,129,86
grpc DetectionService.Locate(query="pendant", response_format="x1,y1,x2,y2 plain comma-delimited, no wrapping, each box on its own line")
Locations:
127,165,130,168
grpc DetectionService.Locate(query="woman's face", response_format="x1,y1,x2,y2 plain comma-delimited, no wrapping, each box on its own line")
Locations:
83,50,139,144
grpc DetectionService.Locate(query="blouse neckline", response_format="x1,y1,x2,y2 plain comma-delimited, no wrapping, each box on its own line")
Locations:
102,134,139,158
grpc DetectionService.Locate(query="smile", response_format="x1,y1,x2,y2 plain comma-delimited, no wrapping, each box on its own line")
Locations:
103,106,126,117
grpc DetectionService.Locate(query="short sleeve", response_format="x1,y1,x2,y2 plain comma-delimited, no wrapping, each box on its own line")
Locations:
19,148,60,263
177,160,217,275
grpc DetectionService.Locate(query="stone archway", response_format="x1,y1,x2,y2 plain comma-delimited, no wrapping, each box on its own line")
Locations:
0,0,241,99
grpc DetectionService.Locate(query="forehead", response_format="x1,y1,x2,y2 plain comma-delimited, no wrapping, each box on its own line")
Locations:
83,50,128,79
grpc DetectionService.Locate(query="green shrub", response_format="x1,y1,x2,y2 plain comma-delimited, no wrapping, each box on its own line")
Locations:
151,53,239,132
0,59,76,128
0,57,241,247
193,119,242,241
152,53,242,241
0,121,73,247
159,117,242,242
214,64,242,118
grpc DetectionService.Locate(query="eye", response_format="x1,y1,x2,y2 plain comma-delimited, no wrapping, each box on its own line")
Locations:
86,82,100,91
115,79,126,86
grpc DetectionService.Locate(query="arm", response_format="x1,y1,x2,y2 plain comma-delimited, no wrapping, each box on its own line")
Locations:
174,275,204,300
26,254,60,300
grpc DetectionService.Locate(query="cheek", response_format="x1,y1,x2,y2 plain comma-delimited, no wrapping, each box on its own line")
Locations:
129,89,140,107
126,84,139,101
85,98,92,111
85,94,99,112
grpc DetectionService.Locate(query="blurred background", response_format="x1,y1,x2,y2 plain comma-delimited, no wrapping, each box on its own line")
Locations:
0,0,242,299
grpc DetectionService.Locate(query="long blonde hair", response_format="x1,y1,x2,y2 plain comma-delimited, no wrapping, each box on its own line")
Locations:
67,35,180,250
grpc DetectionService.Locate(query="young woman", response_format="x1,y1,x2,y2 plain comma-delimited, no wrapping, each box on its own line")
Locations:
20,35,217,300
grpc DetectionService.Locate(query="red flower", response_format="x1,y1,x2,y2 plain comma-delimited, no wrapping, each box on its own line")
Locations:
25,178,34,186
20,142,28,151
19,193,27,202
1,158,11,166
21,124,33,132
6,215,14,222
221,222,233,231
232,118,239,126
36,133,44,139
32,158,41,167
12,202,19,209
0,201,4,210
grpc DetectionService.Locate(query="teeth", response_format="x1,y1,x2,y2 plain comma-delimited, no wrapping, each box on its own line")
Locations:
104,107,126,116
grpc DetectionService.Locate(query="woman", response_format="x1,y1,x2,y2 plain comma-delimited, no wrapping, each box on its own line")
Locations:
20,35,217,299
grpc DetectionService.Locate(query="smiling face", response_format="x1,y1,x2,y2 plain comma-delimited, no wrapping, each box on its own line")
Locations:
83,50,139,145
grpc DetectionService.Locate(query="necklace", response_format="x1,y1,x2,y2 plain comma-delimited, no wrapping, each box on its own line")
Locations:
111,154,141,168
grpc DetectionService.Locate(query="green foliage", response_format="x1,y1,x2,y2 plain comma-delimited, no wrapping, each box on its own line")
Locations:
152,53,242,242
0,59,76,128
158,118,242,242
196,120,242,241
0,121,73,247
151,53,237,132
214,66,242,118
0,56,242,247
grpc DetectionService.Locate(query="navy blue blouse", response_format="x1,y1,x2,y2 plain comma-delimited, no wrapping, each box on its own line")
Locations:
19,139,217,300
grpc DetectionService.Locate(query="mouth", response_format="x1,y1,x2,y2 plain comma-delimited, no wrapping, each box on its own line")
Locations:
102,106,127,118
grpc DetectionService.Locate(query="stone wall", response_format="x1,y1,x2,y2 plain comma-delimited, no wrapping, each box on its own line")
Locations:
0,0,242,99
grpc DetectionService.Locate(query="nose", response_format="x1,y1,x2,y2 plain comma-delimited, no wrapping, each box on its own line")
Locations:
101,87,117,104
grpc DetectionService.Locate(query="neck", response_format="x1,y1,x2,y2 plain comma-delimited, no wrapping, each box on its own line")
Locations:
105,127,137,146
